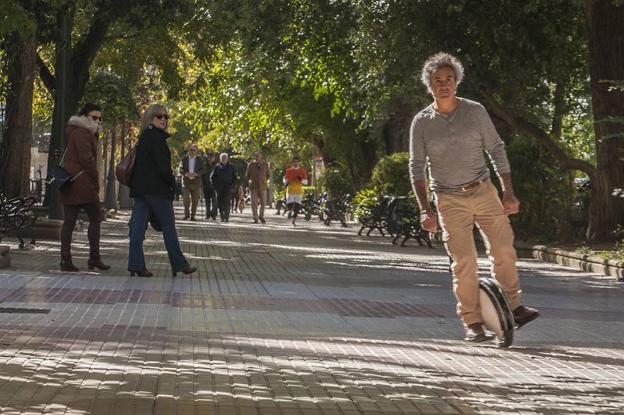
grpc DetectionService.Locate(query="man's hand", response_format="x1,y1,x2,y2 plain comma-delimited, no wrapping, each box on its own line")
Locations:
502,192,520,215
420,210,438,233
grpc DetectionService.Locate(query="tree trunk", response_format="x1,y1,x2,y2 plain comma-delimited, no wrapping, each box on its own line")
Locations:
44,5,74,218
586,0,624,240
382,108,412,154
0,32,36,198
104,123,117,210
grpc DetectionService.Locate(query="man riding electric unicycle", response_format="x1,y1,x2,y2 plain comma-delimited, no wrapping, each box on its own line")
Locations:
409,52,540,346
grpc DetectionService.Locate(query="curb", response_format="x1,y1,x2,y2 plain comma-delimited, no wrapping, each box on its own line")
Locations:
516,243,624,282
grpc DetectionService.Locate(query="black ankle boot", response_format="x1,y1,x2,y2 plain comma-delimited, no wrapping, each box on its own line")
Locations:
60,257,79,272
88,257,110,271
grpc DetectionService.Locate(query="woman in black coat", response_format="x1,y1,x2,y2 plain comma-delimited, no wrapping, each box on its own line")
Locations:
128,104,196,277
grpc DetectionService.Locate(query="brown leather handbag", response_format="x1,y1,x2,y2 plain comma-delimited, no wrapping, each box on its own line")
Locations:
115,146,137,186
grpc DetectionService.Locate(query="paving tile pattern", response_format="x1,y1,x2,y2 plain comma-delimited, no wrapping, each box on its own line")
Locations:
0,206,622,414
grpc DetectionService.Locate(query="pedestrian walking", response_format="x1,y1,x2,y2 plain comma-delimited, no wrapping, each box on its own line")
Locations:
409,52,539,342
283,157,308,226
245,152,269,223
128,104,196,277
59,103,110,272
202,151,218,220
179,143,205,221
210,153,237,222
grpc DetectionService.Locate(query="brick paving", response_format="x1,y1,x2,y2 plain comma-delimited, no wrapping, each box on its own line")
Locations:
0,203,623,414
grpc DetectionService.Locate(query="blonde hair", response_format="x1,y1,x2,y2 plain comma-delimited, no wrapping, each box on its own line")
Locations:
140,104,169,132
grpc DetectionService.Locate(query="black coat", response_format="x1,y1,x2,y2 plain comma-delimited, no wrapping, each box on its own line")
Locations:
130,125,175,200
201,160,217,189
210,162,237,190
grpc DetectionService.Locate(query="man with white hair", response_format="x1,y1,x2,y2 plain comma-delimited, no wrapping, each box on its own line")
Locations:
409,52,539,342
210,153,238,222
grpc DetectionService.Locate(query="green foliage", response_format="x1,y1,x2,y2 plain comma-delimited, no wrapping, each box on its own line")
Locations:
370,152,411,196
349,188,378,219
506,136,578,242
576,230,624,262
82,71,139,123
595,245,624,262
318,165,353,198
274,188,285,201
0,1,36,36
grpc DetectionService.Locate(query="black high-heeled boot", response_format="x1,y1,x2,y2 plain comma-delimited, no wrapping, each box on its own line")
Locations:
129,269,153,277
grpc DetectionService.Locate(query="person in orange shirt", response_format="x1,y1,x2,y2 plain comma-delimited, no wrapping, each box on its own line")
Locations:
283,157,308,226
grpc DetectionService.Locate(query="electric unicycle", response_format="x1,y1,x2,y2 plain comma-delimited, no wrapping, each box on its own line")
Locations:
478,277,515,347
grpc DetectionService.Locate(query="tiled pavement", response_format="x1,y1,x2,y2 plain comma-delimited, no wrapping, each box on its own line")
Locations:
0,204,623,415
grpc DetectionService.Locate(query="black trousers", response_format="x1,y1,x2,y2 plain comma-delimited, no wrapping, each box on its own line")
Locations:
203,185,218,219
61,202,101,259
216,186,231,220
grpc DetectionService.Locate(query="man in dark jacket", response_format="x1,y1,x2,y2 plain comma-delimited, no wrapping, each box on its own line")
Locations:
201,151,218,220
210,153,237,222
179,143,205,221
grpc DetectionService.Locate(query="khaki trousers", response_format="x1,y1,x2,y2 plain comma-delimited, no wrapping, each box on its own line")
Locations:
249,185,266,220
436,180,521,326
183,181,202,219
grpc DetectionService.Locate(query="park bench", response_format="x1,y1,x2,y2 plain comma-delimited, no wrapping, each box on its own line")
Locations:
385,196,432,248
302,192,325,221
0,191,37,249
274,197,288,216
322,193,352,227
357,195,392,236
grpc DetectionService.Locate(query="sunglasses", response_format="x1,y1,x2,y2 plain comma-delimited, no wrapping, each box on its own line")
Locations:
154,114,169,120
89,115,102,122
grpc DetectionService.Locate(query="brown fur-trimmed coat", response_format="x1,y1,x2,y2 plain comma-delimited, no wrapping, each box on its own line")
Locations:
59,115,100,205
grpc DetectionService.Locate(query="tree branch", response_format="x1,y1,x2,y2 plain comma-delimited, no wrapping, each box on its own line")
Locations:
36,53,55,94
469,79,597,181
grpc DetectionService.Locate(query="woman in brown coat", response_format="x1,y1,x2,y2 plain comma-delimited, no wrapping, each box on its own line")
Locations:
59,103,110,272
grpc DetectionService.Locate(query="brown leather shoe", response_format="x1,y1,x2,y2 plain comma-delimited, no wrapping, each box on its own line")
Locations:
513,305,540,329
464,323,494,343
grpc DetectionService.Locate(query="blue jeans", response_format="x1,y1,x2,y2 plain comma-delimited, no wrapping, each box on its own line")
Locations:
128,195,189,273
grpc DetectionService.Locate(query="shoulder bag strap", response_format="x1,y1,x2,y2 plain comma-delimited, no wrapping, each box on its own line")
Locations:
60,146,85,181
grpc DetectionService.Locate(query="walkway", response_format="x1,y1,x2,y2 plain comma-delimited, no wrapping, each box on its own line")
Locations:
0,205,622,414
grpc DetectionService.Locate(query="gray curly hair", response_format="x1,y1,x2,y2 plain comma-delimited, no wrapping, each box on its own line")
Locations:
420,52,464,93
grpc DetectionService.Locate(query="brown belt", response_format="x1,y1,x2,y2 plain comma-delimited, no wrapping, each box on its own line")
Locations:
460,179,488,192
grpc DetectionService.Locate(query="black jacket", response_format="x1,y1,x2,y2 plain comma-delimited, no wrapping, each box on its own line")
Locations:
210,162,237,189
179,155,207,188
201,160,217,189
130,125,175,200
